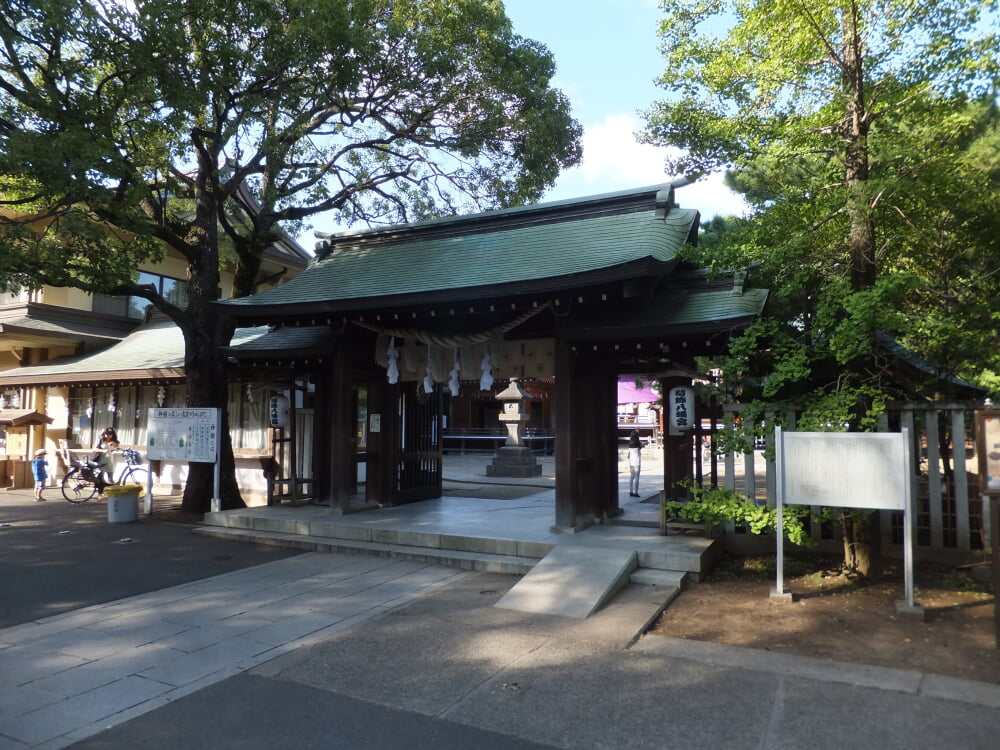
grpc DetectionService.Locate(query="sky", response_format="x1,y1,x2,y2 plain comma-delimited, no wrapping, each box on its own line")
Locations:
501,0,748,219
303,1,747,244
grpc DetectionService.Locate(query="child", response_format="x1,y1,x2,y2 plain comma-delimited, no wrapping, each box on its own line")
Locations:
31,448,48,501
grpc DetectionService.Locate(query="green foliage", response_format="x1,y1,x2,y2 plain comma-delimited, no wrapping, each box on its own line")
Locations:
644,0,999,175
0,0,583,302
647,1,1000,400
0,0,583,510
664,483,813,547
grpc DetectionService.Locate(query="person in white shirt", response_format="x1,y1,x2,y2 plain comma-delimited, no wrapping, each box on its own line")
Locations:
628,430,642,497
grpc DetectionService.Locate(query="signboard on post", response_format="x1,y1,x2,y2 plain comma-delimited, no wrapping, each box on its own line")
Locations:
773,428,918,613
148,408,222,512
976,410,1000,496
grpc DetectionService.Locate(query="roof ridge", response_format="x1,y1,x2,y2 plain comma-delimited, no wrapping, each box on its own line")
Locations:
314,181,688,255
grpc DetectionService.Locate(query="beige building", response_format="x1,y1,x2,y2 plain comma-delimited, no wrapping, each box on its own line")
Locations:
0,236,311,492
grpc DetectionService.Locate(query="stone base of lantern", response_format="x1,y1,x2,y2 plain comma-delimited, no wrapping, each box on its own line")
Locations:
486,446,543,478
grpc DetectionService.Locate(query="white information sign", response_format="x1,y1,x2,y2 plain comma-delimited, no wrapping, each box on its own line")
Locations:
147,408,223,512
781,431,908,510
147,408,220,463
774,427,917,610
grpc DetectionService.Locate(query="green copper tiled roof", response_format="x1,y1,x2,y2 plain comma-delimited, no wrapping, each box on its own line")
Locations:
0,321,269,386
221,184,699,312
224,324,333,358
663,287,769,326
558,287,769,341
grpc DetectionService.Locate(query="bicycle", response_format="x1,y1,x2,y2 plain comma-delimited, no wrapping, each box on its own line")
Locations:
61,448,150,504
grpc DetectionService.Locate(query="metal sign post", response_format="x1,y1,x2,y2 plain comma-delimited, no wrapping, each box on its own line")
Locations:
773,428,789,599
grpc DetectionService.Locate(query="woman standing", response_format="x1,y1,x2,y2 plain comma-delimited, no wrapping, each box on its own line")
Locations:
627,430,642,497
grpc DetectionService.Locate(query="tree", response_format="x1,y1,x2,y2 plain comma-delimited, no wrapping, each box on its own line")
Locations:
0,0,582,511
643,0,999,575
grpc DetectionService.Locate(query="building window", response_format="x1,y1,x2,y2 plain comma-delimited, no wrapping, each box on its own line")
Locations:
128,272,190,320
91,273,190,320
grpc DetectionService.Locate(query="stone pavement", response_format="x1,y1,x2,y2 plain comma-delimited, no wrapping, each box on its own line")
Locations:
4,550,1000,749
63,573,1000,750
0,551,468,749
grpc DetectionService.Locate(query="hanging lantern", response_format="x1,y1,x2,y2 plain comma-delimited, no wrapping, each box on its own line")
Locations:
269,394,289,428
668,386,695,434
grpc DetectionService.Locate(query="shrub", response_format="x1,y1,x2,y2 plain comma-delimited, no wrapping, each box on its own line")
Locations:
663,483,812,546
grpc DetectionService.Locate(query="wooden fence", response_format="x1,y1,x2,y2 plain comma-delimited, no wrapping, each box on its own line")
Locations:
700,401,988,563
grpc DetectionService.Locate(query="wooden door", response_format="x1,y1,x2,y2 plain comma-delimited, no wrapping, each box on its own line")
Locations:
392,382,442,504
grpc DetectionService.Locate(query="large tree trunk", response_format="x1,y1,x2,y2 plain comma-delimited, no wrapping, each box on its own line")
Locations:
840,510,883,580
179,311,244,513
835,7,882,577
841,7,876,293
179,145,245,513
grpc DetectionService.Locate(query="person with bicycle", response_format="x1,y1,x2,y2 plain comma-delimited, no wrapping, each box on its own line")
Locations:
62,442,149,503
93,427,119,486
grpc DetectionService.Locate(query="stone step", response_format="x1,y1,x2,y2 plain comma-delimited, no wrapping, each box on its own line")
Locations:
629,568,687,589
192,526,537,575
203,509,555,560
194,522,698,620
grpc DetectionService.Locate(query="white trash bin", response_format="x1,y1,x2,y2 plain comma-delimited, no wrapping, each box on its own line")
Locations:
107,492,139,523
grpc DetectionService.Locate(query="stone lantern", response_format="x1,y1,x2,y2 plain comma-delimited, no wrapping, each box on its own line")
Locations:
486,379,542,478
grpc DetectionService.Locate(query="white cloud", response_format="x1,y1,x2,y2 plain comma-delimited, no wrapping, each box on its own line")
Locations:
548,113,749,220
577,113,667,185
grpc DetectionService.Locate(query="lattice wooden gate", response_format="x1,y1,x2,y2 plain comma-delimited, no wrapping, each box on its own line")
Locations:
392,382,442,504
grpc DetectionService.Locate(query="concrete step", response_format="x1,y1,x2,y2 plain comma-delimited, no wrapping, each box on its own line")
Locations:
624,569,686,622
198,507,716,619
629,568,687,589
202,509,555,560
192,526,537,575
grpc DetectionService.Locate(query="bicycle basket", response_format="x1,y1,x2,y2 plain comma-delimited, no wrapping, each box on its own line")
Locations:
123,449,142,464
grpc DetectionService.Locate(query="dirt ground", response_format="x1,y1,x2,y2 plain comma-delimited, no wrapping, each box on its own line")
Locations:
647,552,1000,684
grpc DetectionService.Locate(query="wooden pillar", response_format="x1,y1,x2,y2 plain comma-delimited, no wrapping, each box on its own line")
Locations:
365,376,389,506
314,363,333,503
554,339,618,530
584,362,618,520
329,335,354,513
554,337,578,530
602,365,620,517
